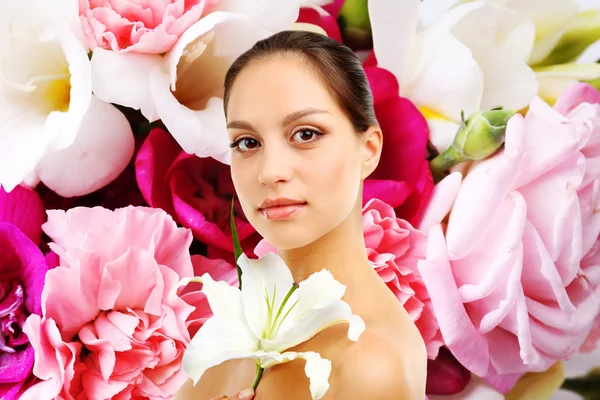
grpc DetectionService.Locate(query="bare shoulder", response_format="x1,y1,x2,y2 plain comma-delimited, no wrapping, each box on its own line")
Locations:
329,329,427,400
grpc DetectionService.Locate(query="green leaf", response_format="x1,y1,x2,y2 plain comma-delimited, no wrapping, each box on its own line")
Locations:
231,197,243,289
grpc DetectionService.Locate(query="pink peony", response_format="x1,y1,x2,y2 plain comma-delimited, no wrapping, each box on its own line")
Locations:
79,0,220,54
363,66,434,225
362,199,442,359
135,128,261,261
21,206,197,400
0,186,48,400
418,84,600,392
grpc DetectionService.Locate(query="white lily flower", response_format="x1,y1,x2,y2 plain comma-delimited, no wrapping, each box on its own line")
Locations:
179,252,365,400
0,0,134,196
419,0,600,107
419,0,579,65
91,0,301,165
370,0,538,152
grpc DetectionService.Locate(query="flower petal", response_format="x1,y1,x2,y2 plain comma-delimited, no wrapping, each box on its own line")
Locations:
260,351,332,400
0,99,49,191
448,3,538,110
182,316,257,384
0,185,45,245
135,127,182,216
35,97,135,197
238,253,295,340
149,67,231,164
446,115,525,258
90,48,162,121
264,269,365,350
405,28,484,123
369,0,420,86
197,271,245,322
418,171,462,232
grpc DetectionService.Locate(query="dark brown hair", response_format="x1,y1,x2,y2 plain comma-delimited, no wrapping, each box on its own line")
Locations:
223,30,378,133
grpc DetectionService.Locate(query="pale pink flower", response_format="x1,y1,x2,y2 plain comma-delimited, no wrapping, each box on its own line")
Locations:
21,206,196,400
418,85,600,392
362,199,442,359
79,0,219,54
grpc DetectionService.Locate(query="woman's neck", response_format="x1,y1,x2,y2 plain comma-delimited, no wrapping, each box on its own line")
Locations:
278,202,372,285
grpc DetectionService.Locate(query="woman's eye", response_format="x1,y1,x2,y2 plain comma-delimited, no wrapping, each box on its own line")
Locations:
231,137,260,152
291,128,322,143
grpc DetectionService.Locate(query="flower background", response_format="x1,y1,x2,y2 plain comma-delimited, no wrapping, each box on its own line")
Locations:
0,0,599,399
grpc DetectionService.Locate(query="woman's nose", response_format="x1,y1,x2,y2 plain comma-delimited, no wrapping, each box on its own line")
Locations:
257,144,293,186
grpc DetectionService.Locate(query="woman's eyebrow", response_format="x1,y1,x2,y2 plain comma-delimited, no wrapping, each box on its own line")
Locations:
226,108,330,131
280,108,330,126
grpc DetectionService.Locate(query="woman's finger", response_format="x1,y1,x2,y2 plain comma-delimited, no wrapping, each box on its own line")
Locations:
209,388,254,400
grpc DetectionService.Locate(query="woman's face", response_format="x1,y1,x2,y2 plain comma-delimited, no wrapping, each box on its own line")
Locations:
226,55,368,250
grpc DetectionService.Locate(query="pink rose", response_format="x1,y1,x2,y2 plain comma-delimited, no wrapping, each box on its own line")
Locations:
135,128,261,261
362,199,442,359
79,0,220,53
418,85,600,392
21,206,196,400
363,66,434,225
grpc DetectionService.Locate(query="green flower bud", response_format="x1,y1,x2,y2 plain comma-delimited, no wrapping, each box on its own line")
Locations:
429,106,516,182
338,0,372,50
339,0,371,32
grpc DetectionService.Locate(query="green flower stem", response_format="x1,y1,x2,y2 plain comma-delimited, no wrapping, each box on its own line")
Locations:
230,197,243,289
252,365,265,391
429,146,462,183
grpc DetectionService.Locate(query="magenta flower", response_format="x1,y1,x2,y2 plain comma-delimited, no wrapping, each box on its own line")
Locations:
0,186,48,400
426,347,471,395
297,0,344,42
363,66,433,225
135,128,261,260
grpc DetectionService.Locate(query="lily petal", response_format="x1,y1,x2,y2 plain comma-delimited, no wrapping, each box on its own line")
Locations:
197,272,246,322
35,97,135,197
90,48,162,122
266,270,365,350
369,0,420,86
260,351,332,400
182,315,258,384
238,253,295,340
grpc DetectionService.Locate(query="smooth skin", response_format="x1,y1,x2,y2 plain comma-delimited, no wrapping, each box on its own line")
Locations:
177,54,427,399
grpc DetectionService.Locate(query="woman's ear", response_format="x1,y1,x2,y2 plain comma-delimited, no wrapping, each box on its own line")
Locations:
361,126,383,180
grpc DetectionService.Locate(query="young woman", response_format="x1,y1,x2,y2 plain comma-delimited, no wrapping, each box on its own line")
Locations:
179,30,428,399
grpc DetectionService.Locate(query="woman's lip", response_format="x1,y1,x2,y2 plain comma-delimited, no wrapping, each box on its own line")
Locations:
261,204,306,220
